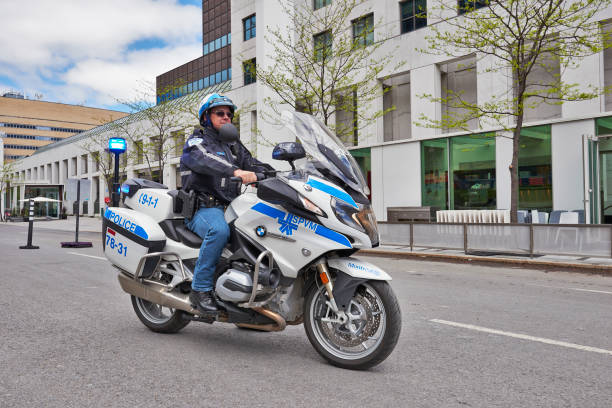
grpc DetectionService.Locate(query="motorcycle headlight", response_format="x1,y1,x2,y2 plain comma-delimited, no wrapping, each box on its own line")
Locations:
331,198,365,232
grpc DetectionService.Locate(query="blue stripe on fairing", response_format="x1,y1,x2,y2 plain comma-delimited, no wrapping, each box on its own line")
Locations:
251,203,352,248
251,202,285,219
104,208,149,240
306,178,358,208
314,224,352,248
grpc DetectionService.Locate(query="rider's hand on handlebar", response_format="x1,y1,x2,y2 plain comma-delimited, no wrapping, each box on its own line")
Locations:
233,169,258,184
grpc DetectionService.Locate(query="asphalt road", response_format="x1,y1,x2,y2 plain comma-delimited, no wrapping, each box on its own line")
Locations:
1,224,611,408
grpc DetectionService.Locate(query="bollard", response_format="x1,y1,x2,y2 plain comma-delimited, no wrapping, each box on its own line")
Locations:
19,199,39,249
60,179,92,248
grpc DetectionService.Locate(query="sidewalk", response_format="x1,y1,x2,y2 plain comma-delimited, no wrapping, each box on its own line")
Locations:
2,216,103,233
360,244,612,274
3,217,611,274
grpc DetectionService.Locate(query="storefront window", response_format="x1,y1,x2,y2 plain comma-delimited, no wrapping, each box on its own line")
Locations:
24,186,61,218
450,133,496,209
350,147,371,201
518,125,552,210
421,138,448,209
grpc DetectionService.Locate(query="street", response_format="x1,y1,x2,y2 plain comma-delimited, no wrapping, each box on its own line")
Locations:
1,224,611,407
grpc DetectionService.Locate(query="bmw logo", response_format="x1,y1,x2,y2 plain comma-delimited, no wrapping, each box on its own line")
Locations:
255,226,266,237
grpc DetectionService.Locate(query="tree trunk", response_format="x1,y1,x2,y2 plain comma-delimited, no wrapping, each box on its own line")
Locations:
510,125,521,223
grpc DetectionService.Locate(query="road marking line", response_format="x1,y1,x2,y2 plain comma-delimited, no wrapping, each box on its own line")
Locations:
569,288,612,295
526,283,612,295
67,252,106,261
429,319,612,356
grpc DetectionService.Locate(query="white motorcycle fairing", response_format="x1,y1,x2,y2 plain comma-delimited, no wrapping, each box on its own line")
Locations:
327,257,392,280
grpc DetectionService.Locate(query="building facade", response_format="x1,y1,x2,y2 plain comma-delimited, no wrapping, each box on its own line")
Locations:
0,94,127,162
0,96,127,217
7,1,612,224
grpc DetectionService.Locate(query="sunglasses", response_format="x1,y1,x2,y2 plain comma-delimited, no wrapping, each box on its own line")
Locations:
212,111,233,119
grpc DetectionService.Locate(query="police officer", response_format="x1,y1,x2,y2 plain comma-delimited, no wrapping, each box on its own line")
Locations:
181,93,272,314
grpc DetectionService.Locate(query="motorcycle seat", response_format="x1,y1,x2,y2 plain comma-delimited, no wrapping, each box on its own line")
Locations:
175,224,203,248
158,218,203,248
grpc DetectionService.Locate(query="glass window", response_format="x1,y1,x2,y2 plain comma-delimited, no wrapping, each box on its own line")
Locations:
352,14,374,46
243,14,256,41
229,67,232,79
221,69,227,81
204,43,209,54
243,58,256,85
400,0,427,34
228,33,231,44
215,38,221,49
204,77,209,87
314,0,331,10
187,83,192,93
421,139,449,210
221,35,227,47
350,148,372,201
518,125,552,211
215,72,221,83
450,133,496,209
458,0,488,15
314,30,332,62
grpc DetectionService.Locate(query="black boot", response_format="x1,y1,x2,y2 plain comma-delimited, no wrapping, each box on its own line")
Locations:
190,290,219,314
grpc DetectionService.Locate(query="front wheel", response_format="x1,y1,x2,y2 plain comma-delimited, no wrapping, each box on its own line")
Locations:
131,296,191,333
303,280,401,370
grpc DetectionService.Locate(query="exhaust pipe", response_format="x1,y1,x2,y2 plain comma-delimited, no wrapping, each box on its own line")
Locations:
118,272,199,315
235,307,287,332
118,272,284,330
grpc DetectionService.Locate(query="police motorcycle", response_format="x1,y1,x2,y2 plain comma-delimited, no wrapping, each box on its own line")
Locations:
103,111,401,370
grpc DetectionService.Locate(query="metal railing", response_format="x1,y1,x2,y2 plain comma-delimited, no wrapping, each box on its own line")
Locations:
377,222,612,258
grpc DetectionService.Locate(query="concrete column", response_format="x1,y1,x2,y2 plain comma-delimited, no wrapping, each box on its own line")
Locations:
88,175,95,216
164,163,177,190
60,159,68,184
10,186,16,211
495,131,513,210
411,64,441,140
52,161,59,184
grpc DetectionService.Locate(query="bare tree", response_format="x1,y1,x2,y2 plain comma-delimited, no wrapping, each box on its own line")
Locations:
117,81,194,184
252,0,403,145
418,0,611,221
0,161,15,220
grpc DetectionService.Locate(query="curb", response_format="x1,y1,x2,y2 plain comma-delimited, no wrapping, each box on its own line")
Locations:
358,249,612,276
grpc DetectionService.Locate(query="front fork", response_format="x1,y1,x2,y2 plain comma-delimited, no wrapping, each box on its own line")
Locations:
316,261,348,325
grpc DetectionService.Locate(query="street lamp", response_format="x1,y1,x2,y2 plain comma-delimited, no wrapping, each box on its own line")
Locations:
108,137,126,207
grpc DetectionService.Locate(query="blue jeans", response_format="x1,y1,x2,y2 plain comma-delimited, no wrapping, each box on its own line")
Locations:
185,206,230,292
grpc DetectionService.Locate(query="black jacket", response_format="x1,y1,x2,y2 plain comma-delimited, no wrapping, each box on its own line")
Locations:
180,126,272,204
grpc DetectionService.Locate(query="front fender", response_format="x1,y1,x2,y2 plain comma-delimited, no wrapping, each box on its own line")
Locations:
327,257,392,281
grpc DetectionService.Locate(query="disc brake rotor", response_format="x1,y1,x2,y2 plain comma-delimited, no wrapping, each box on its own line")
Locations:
319,290,382,347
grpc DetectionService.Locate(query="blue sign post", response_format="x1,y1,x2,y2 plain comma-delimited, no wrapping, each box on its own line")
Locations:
108,138,126,207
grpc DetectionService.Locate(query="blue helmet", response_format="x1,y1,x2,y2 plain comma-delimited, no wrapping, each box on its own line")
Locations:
198,93,236,126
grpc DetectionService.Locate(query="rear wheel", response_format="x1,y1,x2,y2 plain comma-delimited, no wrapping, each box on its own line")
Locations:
131,296,191,333
304,281,401,370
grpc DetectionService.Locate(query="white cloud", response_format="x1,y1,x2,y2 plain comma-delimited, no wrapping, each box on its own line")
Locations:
0,0,202,109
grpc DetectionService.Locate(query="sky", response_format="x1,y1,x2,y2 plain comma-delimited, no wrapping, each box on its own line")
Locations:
0,0,203,112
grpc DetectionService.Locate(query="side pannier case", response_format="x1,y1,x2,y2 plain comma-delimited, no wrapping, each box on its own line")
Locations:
102,207,166,278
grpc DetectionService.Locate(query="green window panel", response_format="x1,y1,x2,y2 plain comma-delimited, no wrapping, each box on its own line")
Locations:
518,125,552,211
421,138,449,210
450,133,496,210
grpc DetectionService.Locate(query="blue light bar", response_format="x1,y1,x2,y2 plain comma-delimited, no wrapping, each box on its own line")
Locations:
121,184,130,194
108,137,127,154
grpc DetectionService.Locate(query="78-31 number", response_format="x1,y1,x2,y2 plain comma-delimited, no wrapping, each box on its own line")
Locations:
106,234,128,256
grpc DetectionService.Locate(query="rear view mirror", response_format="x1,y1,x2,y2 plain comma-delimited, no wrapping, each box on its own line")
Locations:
272,142,306,170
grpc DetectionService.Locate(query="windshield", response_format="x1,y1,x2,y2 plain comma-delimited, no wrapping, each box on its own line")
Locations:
280,111,370,199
